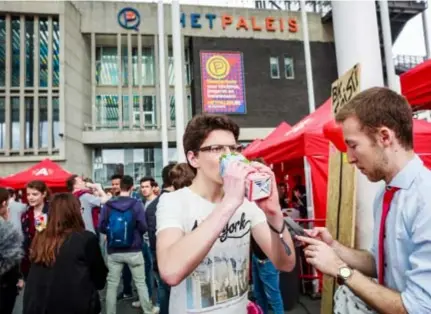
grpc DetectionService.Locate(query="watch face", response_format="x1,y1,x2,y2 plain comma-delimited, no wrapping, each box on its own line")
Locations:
340,267,352,278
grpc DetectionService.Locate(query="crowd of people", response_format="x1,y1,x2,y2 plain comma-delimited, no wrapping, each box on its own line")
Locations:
0,161,195,314
1,87,431,314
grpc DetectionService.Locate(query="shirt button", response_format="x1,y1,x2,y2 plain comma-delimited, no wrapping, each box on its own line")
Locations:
384,263,387,267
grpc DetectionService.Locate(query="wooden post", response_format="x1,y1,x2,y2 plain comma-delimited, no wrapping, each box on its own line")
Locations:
320,64,361,314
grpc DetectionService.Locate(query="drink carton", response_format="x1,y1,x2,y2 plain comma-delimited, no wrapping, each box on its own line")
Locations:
219,153,271,201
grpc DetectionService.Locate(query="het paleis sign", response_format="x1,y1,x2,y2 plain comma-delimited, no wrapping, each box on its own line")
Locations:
180,12,298,33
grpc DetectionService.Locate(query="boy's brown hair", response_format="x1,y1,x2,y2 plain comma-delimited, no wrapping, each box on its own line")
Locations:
183,114,240,172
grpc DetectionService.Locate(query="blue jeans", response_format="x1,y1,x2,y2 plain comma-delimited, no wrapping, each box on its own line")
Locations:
252,254,284,314
153,253,171,314
142,239,154,300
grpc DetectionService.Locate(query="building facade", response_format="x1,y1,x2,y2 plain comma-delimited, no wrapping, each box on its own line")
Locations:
0,1,337,185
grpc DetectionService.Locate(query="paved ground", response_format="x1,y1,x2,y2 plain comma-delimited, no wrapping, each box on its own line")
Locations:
13,290,321,314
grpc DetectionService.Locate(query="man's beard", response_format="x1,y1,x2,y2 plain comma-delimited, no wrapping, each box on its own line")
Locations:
366,147,389,182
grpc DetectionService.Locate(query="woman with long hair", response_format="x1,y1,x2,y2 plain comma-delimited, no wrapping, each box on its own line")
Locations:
23,193,107,314
0,187,24,314
20,180,50,279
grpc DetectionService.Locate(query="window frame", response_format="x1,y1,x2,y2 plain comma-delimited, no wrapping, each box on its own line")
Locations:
283,55,295,80
269,56,280,79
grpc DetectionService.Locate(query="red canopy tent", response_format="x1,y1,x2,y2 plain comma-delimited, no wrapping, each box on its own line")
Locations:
242,139,262,156
244,121,292,157
400,59,431,110
247,98,431,226
245,100,332,224
0,159,72,189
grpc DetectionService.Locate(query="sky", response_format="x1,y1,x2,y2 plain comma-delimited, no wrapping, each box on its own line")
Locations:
137,0,431,57
393,7,430,56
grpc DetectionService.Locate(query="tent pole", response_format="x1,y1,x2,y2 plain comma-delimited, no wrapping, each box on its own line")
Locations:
303,156,318,296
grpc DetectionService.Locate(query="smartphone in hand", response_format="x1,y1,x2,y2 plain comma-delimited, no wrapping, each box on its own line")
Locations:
284,217,309,246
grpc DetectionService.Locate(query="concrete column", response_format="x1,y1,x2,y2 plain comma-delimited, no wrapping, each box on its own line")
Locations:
47,16,53,155
154,34,161,128
91,32,96,130
300,0,315,113
90,32,96,131
5,15,11,156
423,10,431,59
137,34,144,129
117,33,123,129
171,0,186,162
127,33,133,129
33,16,40,154
332,1,385,250
379,0,398,92
158,0,169,166
19,15,25,155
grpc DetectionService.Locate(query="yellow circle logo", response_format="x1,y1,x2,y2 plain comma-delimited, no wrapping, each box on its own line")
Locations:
206,55,230,79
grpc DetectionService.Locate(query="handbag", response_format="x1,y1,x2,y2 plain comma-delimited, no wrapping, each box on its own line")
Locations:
247,301,263,314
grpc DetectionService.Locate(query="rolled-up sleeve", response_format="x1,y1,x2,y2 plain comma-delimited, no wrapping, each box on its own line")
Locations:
401,200,431,313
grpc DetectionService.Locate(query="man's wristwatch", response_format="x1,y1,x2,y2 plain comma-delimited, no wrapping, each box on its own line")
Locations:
337,265,353,285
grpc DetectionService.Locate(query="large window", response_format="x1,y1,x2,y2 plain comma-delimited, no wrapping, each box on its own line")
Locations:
0,17,5,87
39,97,48,149
52,19,60,87
96,95,157,129
93,147,178,187
96,47,118,85
0,14,60,156
169,94,192,127
52,96,60,148
269,57,280,79
39,18,49,87
168,47,191,86
11,17,20,87
96,46,155,86
132,47,155,86
11,97,19,150
25,97,34,149
0,97,5,149
25,18,34,87
284,56,295,79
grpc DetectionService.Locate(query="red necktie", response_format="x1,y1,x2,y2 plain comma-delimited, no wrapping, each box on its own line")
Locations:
378,186,400,285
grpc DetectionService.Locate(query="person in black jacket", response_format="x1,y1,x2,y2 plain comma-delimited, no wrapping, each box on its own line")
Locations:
23,193,108,314
144,162,194,314
0,187,24,314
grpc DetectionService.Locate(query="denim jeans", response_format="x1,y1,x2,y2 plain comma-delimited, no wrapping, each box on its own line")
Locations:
152,253,170,314
142,239,154,300
252,254,284,314
106,252,153,314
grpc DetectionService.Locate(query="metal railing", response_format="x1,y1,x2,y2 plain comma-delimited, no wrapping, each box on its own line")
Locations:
393,54,426,71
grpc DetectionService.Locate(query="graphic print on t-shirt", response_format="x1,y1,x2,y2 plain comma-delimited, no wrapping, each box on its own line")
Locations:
186,212,251,310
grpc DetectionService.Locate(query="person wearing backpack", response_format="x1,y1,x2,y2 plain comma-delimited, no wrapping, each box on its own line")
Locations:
99,175,154,314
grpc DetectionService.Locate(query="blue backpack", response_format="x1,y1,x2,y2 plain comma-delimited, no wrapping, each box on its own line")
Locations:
106,204,135,248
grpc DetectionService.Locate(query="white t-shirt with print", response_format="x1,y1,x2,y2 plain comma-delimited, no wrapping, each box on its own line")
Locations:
156,187,266,314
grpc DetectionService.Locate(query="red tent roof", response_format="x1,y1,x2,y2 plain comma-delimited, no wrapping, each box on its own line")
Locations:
254,98,431,164
242,139,262,155
0,159,72,189
249,99,332,162
401,59,431,110
244,121,292,158
413,118,431,154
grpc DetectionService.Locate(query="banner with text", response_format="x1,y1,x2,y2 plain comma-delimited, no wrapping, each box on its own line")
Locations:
200,51,246,114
